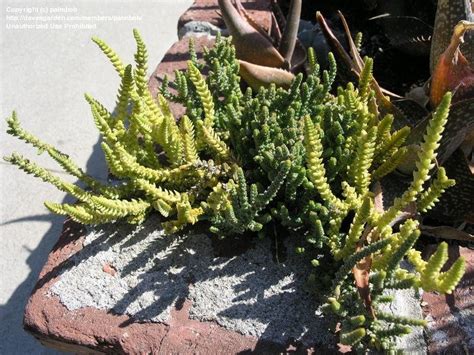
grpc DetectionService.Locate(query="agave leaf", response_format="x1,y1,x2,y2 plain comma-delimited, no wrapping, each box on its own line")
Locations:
238,60,294,90
233,0,274,42
430,0,474,73
272,0,306,71
430,20,474,106
278,0,302,63
372,15,432,56
270,0,285,43
218,0,285,68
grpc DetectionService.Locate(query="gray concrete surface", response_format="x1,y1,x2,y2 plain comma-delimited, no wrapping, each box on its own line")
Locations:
0,0,192,353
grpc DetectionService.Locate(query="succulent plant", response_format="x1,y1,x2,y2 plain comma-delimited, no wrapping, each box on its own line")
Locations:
316,2,474,228
4,29,467,351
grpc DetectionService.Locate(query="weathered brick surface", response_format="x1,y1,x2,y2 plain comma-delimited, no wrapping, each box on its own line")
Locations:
23,219,321,354
177,0,272,33
422,245,474,354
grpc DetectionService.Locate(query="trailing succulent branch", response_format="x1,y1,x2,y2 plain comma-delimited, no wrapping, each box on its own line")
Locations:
5,32,237,231
313,90,465,351
5,31,465,352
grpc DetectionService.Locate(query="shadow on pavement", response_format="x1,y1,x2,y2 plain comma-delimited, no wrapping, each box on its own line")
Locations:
0,137,106,354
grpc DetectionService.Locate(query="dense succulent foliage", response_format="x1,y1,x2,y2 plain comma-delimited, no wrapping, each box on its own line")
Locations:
5,31,465,351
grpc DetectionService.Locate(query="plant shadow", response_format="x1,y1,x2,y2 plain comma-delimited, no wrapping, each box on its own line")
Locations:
47,211,333,350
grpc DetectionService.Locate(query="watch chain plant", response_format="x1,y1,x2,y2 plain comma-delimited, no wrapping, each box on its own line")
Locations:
4,31,465,351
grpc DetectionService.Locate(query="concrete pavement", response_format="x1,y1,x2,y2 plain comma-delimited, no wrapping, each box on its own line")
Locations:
0,0,192,353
